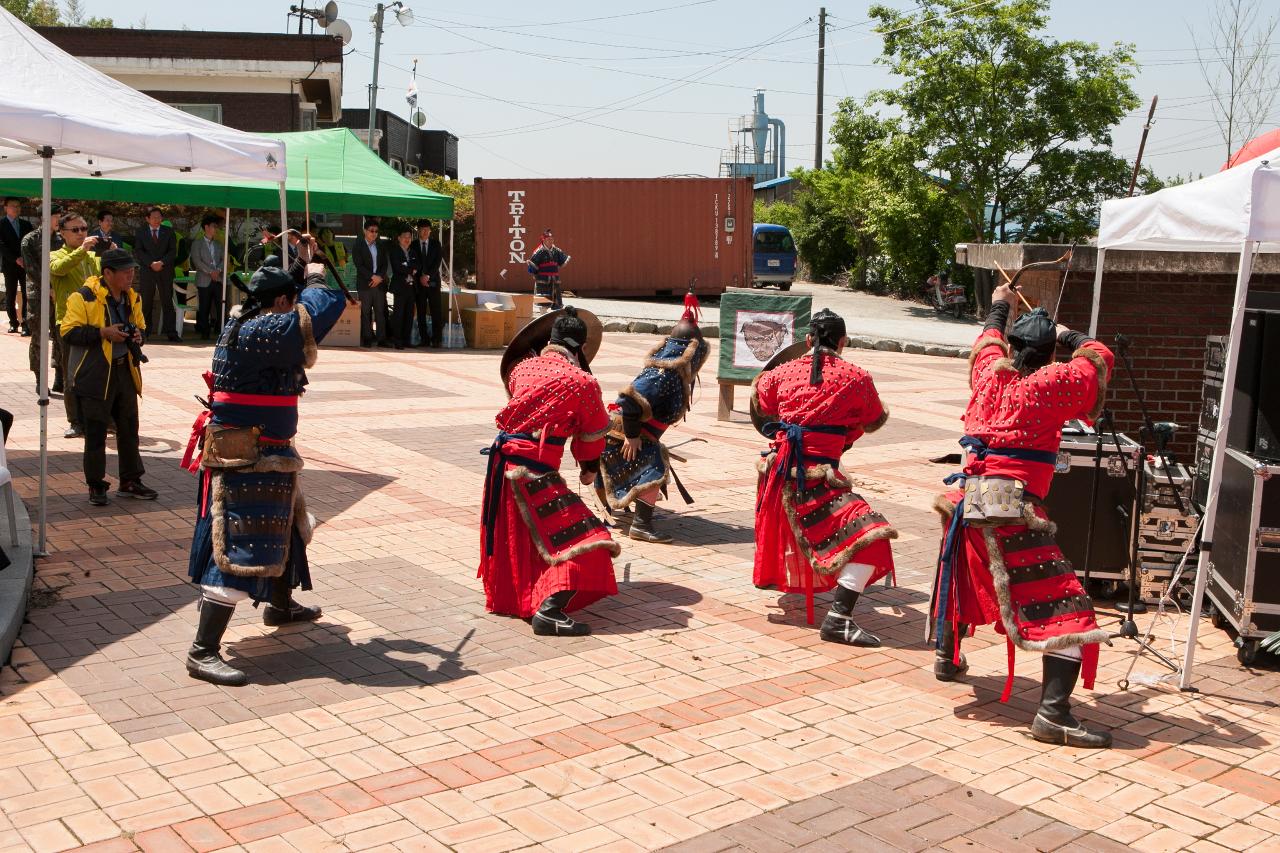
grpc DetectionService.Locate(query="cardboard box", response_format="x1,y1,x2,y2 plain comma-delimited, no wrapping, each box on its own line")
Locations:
509,293,535,316
463,307,507,349
502,310,520,345
324,301,361,347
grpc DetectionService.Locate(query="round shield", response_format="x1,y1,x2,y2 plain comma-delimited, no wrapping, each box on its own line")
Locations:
500,307,603,392
749,340,811,436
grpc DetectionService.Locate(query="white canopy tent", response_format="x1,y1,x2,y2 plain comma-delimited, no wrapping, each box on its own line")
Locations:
0,8,288,554
1096,147,1280,689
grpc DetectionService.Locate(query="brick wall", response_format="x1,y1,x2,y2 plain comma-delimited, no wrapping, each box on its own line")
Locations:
144,91,299,134
1014,267,1280,460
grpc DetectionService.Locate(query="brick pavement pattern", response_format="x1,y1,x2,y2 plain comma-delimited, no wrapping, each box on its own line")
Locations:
1,332,1278,853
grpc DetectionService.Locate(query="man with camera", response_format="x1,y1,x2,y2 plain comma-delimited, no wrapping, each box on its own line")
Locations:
60,248,157,506
49,211,103,438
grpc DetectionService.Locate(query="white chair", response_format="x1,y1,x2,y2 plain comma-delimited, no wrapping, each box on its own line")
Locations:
0,436,15,547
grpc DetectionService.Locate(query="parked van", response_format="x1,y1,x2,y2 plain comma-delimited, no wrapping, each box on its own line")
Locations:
752,223,797,290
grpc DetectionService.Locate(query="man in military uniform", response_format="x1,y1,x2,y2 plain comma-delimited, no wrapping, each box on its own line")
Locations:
596,304,708,543
751,309,897,646
527,229,570,310
183,242,348,686
931,282,1114,748
479,307,619,637
21,204,64,388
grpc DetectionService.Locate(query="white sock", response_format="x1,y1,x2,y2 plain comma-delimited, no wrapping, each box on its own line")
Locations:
1047,645,1082,661
201,585,249,607
837,562,875,593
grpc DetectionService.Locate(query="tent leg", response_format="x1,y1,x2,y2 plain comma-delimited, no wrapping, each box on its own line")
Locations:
221,207,231,325
35,148,52,557
1088,248,1105,338
279,184,289,252
1180,239,1256,691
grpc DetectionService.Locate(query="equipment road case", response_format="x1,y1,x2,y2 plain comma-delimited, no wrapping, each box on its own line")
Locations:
1205,448,1280,665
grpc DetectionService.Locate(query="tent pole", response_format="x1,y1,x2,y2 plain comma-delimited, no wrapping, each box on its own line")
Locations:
35,148,52,557
1179,238,1256,690
221,207,231,325
279,183,288,252
1088,248,1105,338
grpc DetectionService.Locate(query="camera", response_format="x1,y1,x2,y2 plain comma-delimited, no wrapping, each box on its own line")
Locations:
119,322,148,364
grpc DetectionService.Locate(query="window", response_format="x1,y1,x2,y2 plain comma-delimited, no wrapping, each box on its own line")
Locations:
172,103,223,124
755,229,795,253
299,102,317,132
389,157,403,173
405,165,420,177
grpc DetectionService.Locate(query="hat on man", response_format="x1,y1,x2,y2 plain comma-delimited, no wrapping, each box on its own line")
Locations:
1009,307,1057,372
100,248,139,271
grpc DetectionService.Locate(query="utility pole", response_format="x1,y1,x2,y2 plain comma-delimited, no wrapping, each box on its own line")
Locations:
367,2,387,152
1127,95,1159,197
814,7,826,170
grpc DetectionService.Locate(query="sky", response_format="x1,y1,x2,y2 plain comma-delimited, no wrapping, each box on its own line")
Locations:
79,0,1275,182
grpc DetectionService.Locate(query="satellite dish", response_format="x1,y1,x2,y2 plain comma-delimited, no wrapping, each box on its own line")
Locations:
412,111,426,127
322,1,338,25
328,18,352,44
395,5,414,26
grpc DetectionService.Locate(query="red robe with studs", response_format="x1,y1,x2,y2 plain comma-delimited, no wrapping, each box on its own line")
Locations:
933,328,1115,698
478,346,620,618
751,350,897,595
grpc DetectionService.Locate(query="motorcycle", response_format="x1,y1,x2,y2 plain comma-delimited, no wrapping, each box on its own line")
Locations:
927,273,967,319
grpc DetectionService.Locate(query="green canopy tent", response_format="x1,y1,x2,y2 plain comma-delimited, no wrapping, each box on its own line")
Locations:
0,127,454,218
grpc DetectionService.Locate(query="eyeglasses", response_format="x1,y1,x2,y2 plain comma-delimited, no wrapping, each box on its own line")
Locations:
63,226,88,233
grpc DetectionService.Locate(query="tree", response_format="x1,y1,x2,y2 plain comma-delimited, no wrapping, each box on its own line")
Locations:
2,0,63,25
1193,0,1279,162
866,0,1140,244
414,173,475,279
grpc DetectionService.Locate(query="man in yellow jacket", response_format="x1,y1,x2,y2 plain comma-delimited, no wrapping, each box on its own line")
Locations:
60,248,158,506
49,211,102,438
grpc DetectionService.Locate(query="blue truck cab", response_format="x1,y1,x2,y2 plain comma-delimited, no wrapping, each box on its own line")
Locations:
752,223,797,290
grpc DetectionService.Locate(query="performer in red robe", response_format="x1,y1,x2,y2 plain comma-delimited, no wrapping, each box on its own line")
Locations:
751,309,897,646
932,282,1115,748
479,307,619,636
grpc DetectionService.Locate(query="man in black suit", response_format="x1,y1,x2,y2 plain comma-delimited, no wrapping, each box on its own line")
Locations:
352,219,391,348
1,197,33,335
409,220,444,347
89,210,122,253
388,224,417,350
133,207,179,342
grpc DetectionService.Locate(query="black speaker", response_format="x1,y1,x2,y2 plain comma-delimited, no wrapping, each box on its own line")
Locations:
1227,312,1265,455
1254,315,1280,462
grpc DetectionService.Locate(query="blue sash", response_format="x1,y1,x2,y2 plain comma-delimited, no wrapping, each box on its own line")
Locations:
480,432,565,556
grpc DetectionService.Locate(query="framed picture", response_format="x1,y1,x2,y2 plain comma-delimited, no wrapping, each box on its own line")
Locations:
717,292,812,382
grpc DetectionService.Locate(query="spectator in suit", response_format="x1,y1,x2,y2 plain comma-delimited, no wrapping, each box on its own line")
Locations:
133,207,180,342
409,220,444,348
1,197,33,335
190,214,225,340
22,204,64,384
89,210,121,253
388,224,416,350
352,219,390,348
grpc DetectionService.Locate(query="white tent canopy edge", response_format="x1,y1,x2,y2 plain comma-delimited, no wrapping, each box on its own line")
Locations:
0,8,289,555
1095,148,1280,689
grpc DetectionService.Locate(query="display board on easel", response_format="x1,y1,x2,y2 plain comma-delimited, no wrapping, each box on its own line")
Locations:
715,290,812,419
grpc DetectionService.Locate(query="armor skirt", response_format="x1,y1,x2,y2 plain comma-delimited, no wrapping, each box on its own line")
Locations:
597,434,669,508
479,464,620,619
754,455,897,594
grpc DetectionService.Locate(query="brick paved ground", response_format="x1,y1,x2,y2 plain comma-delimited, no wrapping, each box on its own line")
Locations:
1,331,1278,853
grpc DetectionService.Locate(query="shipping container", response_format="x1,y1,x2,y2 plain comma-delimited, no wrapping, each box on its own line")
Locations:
474,177,753,297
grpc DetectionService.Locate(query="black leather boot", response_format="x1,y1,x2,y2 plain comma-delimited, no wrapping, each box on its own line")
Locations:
187,598,248,686
628,502,672,544
819,585,881,647
263,575,322,627
1030,654,1112,748
933,622,970,681
531,590,590,636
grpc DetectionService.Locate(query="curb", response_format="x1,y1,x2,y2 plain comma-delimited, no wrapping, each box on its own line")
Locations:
0,489,32,667
598,318,971,359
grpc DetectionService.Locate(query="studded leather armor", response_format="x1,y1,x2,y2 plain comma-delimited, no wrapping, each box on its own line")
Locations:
498,345,610,461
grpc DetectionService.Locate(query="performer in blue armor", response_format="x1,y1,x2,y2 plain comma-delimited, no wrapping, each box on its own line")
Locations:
183,241,347,686
596,302,708,543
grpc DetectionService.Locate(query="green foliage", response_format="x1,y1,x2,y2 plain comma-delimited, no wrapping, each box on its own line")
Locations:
866,0,1139,243
413,173,475,277
2,0,111,26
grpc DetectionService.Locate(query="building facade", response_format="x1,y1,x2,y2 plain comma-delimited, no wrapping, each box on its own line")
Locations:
339,108,459,180
38,27,343,134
